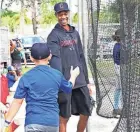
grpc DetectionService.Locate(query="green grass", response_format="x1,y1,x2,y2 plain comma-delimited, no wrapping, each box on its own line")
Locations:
22,66,33,74
21,60,115,78
88,60,114,78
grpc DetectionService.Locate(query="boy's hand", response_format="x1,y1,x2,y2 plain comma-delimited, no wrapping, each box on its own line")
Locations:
70,66,80,78
69,66,80,87
2,121,11,132
2,126,9,132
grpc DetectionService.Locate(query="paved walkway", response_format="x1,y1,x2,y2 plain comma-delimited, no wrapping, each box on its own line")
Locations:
14,108,118,132
3,77,119,132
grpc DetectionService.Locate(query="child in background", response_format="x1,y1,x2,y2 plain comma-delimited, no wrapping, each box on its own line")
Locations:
112,29,122,116
6,66,18,91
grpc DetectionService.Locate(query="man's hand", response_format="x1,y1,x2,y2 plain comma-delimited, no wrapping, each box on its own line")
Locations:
87,84,95,95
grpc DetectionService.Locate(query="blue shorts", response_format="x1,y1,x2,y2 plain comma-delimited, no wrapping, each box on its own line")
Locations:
25,124,59,132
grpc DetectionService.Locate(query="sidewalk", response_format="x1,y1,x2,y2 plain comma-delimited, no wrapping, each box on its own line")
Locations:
14,79,119,132
14,107,118,132
7,77,119,132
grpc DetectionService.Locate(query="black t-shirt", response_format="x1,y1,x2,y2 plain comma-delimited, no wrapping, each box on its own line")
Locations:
11,48,21,60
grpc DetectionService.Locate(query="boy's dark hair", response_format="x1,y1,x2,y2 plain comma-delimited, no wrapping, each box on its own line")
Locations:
112,29,121,42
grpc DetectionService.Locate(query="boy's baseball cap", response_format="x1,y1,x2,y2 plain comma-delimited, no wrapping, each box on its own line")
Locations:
7,66,15,71
54,2,70,13
31,43,51,60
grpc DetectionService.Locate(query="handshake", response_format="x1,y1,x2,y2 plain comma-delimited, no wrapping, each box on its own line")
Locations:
70,66,80,78
69,66,80,87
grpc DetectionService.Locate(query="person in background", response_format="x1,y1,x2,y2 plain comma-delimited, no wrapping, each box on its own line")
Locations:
6,66,18,91
10,40,22,76
15,38,27,68
4,43,80,132
47,2,93,132
0,72,9,132
1,66,20,132
112,29,122,116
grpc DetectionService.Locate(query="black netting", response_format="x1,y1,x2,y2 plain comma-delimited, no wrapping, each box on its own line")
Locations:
87,0,140,131
87,0,121,118
113,0,140,131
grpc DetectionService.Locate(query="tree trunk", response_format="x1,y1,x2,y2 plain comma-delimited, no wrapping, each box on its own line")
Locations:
31,0,37,34
0,0,4,9
20,0,25,35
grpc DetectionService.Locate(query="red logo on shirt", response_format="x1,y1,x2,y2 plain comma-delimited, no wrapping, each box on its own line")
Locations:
60,39,77,47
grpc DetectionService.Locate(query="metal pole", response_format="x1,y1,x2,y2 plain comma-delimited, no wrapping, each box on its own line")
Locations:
81,0,88,65
81,0,90,131
78,0,81,33
67,0,72,24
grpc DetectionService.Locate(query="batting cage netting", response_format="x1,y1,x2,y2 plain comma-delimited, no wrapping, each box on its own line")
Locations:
87,0,122,118
86,0,140,131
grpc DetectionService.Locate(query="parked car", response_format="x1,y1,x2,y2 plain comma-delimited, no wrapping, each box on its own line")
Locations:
19,35,45,62
97,36,115,59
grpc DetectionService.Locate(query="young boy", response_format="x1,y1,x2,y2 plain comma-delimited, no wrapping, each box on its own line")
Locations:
112,29,122,116
6,66,18,91
3,43,80,132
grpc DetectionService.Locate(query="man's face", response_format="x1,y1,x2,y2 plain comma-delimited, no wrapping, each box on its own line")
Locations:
56,11,69,26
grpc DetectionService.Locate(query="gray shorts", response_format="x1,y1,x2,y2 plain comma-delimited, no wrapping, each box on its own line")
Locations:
12,60,22,71
12,60,22,76
25,124,59,132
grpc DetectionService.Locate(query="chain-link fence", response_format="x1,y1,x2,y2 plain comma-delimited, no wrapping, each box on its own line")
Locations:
86,0,140,131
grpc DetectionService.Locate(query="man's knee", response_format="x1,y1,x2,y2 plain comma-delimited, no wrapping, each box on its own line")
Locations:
79,114,89,121
59,116,69,124
59,116,69,132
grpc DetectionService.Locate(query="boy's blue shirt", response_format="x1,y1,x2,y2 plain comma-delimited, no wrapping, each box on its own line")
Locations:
6,73,16,88
113,42,121,65
14,65,72,127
